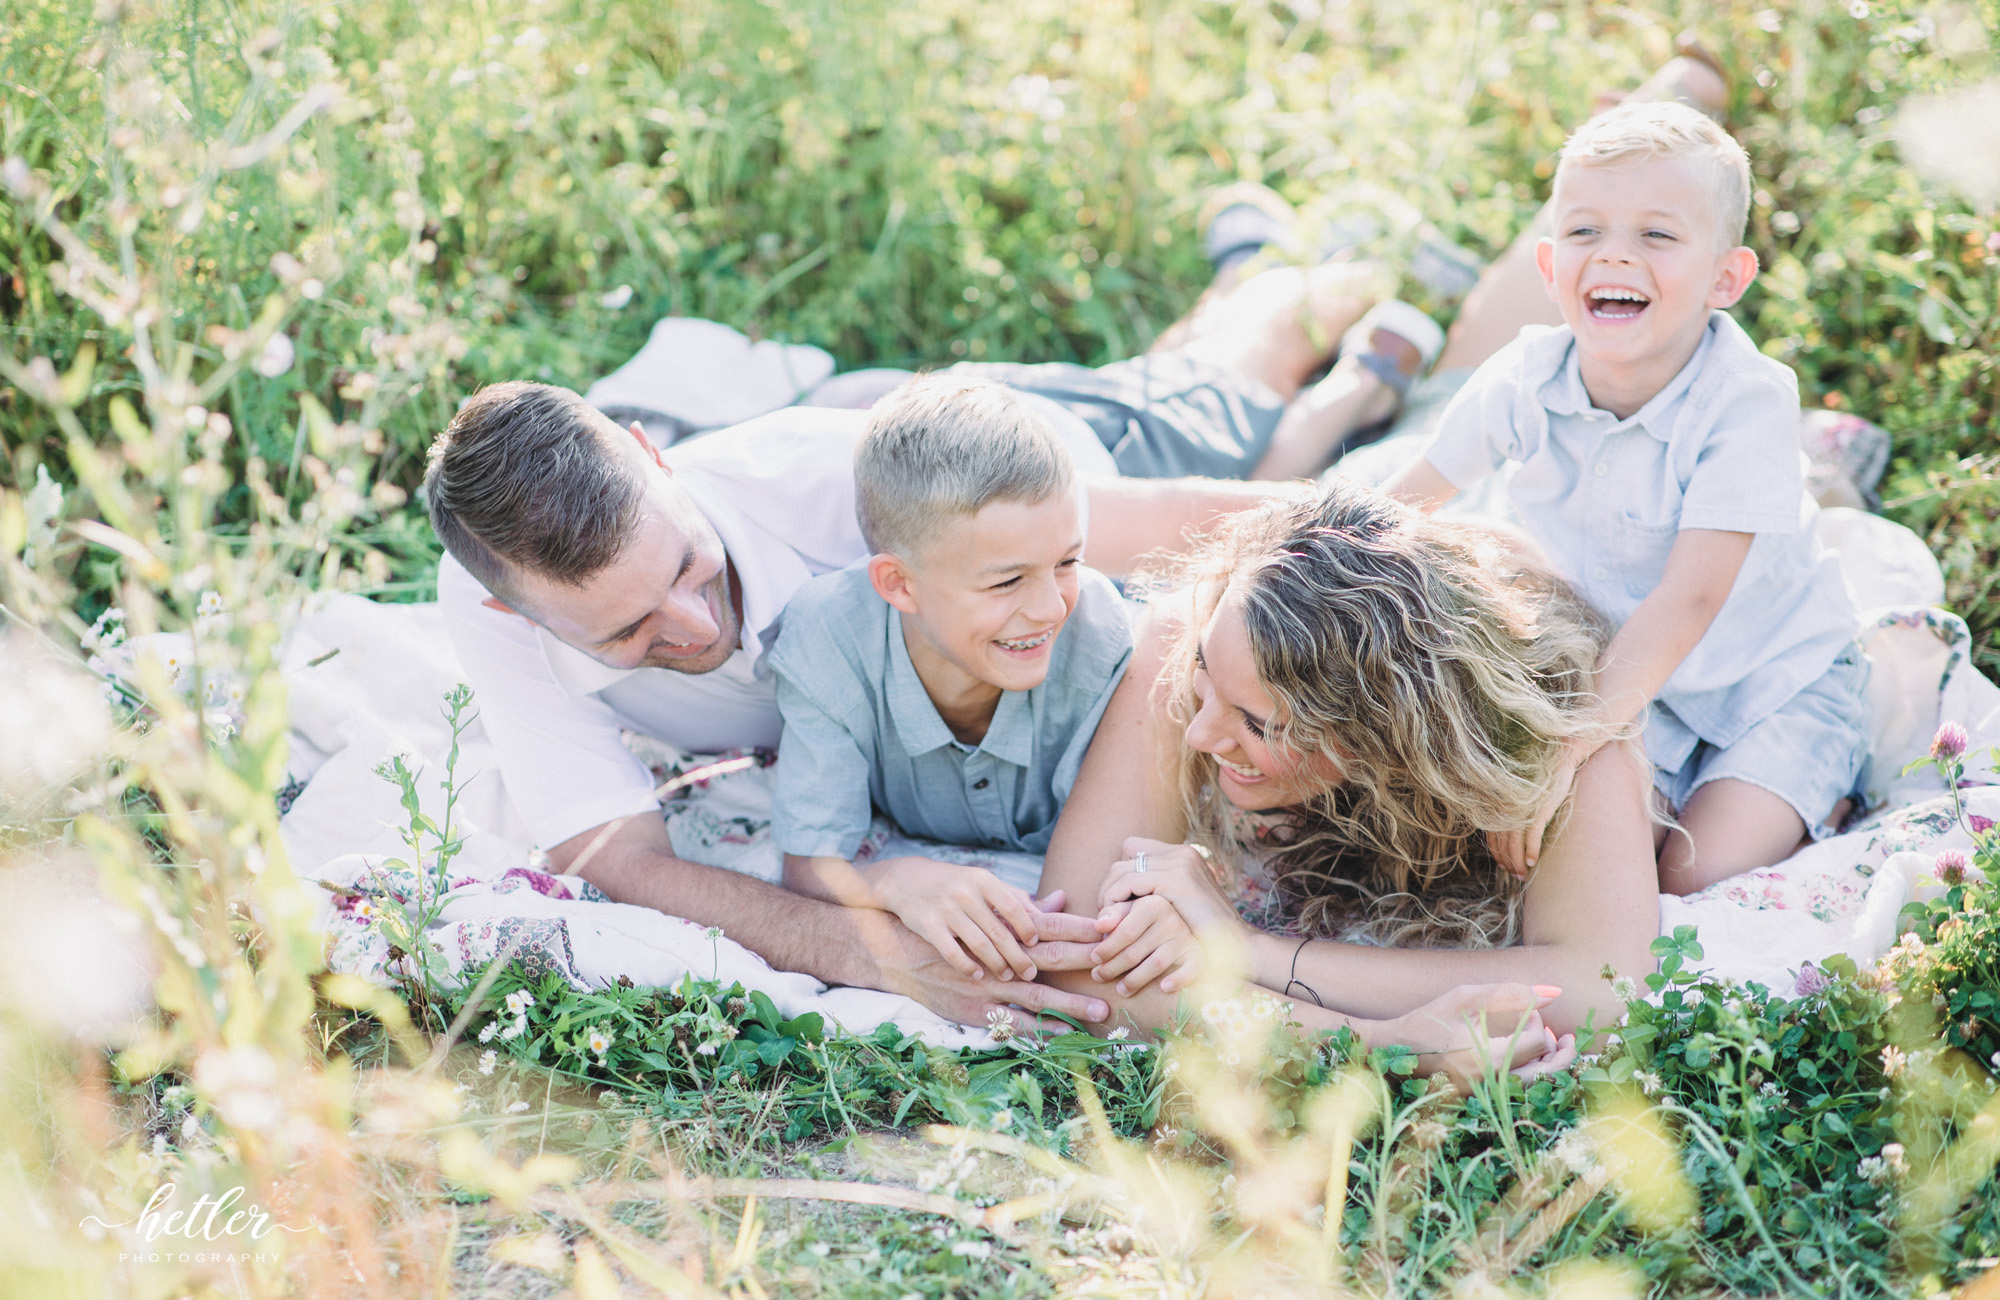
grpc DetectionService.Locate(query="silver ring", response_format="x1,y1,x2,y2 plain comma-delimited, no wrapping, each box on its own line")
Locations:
1134,850,1149,874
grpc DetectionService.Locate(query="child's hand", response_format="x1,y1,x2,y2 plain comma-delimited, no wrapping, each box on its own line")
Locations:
870,858,1042,982
1486,742,1588,880
1091,837,1245,996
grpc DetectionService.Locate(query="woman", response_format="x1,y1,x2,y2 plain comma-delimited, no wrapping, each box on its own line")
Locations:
1034,481,1662,1039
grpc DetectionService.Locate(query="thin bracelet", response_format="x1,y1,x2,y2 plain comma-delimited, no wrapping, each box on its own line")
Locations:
1284,935,1324,1007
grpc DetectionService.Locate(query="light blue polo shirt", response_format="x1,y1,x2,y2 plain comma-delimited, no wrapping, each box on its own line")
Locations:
768,561,1133,859
1424,311,1856,748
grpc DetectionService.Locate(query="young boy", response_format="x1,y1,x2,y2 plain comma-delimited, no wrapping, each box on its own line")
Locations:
768,376,1134,983
1385,102,1866,895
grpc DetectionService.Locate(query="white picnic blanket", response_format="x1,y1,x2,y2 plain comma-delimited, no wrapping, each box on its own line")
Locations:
276,499,2000,1045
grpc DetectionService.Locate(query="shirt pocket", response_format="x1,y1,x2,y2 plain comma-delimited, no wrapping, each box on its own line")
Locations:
1618,516,1680,603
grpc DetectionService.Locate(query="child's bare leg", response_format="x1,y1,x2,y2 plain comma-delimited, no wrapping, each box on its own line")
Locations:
1251,329,1420,480
1656,778,1808,896
1167,259,1389,401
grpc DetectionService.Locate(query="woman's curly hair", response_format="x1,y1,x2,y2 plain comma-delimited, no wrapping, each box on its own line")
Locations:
1156,478,1619,949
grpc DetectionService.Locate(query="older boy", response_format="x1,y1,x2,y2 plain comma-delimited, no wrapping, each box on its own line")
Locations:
1386,102,1866,895
769,377,1134,984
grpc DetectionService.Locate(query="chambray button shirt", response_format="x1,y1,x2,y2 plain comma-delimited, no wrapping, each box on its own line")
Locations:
768,561,1134,860
1425,311,1856,748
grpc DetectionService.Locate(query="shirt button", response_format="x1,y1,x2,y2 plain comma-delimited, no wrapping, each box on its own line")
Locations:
1594,462,1609,476
972,778,990,790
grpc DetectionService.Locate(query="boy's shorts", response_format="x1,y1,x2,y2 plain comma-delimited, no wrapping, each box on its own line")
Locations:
949,354,1285,480
1647,643,1872,840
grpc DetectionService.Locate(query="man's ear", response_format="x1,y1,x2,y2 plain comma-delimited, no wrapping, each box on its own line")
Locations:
626,419,669,472
868,552,920,615
480,595,537,626
1707,246,1761,309
1534,236,1558,300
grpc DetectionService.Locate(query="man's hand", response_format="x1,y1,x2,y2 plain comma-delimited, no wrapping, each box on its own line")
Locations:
870,857,1051,982
861,907,1109,1033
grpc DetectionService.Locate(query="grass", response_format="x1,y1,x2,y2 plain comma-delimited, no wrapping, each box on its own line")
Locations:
2,0,2000,1295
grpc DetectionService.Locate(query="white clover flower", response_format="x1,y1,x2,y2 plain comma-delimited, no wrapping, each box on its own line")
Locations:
478,1049,497,1076
1759,1081,1781,1098
696,1043,716,1056
1551,1128,1597,1175
1636,1070,1663,1096
1610,976,1639,1002
704,926,725,941
477,1020,498,1044
252,332,295,378
1881,1045,1908,1079
1882,1142,1908,1177
1857,1155,1888,1185
504,1100,530,1114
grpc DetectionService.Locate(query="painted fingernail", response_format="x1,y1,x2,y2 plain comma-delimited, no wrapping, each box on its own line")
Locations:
1533,984,1562,1000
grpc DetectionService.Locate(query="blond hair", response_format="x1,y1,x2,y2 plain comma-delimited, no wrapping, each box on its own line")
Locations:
1555,101,1753,246
854,375,1075,558
1158,481,1619,948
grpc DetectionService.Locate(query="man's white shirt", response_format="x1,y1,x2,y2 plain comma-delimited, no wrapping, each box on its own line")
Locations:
438,407,874,849
437,402,1114,850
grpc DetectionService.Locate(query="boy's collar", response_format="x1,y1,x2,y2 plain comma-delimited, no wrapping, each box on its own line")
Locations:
1540,315,1721,442
884,613,1036,766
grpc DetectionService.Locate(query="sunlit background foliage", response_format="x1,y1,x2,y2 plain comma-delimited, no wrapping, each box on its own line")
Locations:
1,0,1998,1295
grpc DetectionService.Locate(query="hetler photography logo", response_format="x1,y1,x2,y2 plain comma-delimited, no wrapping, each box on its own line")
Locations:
82,1181,315,1264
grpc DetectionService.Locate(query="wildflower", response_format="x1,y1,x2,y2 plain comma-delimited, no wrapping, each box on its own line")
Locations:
499,1016,526,1041
587,1026,613,1059
196,590,225,619
504,990,535,1016
1880,1045,1908,1078
1882,1142,1908,1177
695,1043,716,1056
1635,1071,1663,1096
1931,721,1970,762
985,1007,1016,1042
253,332,295,378
950,1240,992,1260
1857,1155,1889,1184
1935,849,1971,886
351,898,377,923
1107,1025,1131,1041
478,1020,498,1044
599,284,633,310
1759,1081,1782,1099
1792,963,1830,997
478,1049,497,1076
1610,975,1639,1002
991,1109,1013,1129
1971,814,1995,834
505,1101,530,1114
1551,1127,1596,1174
704,926,725,941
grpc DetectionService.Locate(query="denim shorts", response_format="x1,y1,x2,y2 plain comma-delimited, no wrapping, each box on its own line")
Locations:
949,354,1286,480
1647,643,1872,839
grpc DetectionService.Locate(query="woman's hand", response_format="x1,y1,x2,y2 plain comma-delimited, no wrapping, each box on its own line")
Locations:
1383,982,1575,1093
1092,836,1249,996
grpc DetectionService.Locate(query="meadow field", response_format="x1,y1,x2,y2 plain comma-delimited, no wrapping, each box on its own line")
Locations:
2,0,2000,1294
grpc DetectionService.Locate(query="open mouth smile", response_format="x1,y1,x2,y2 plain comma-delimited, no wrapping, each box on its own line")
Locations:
1586,286,1651,321
1216,756,1265,782
995,629,1054,653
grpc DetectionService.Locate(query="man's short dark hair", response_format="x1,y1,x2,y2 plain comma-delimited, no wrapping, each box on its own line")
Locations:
424,382,648,603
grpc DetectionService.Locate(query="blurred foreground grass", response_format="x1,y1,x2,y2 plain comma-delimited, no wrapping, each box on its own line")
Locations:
2,0,1999,1296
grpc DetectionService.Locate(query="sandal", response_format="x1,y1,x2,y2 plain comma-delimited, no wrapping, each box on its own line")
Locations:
1340,300,1445,402
1199,181,1301,272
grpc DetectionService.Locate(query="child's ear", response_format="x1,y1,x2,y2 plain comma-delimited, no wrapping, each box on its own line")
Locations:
868,552,920,615
1706,246,1760,308
1534,237,1558,299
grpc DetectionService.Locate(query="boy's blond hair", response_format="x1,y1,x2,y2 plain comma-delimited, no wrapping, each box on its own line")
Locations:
1555,101,1752,246
855,375,1076,559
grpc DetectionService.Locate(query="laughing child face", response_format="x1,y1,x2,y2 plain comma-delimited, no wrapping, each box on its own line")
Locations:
1534,152,1759,414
